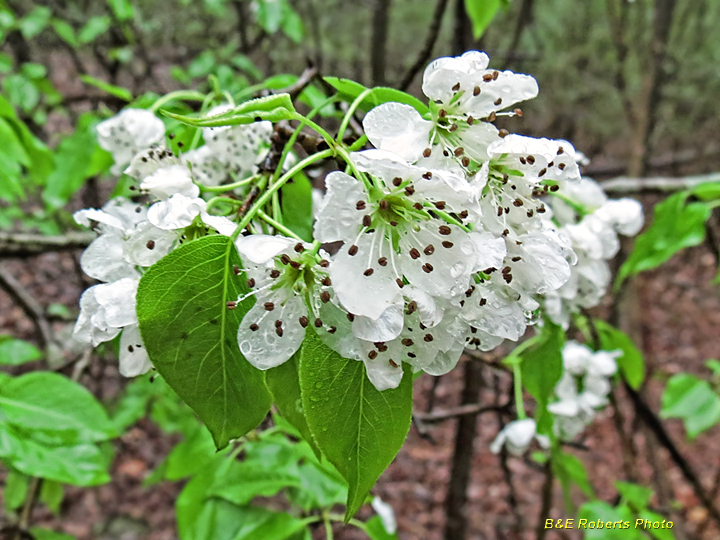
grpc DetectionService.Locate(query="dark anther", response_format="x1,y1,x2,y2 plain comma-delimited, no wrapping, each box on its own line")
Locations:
368,350,378,359
363,215,372,227
226,301,237,309
294,243,305,253
364,268,374,276
494,97,502,106
422,263,433,273
439,225,452,235
392,177,403,186
424,245,435,255
299,316,309,328
320,291,331,303
276,327,284,337
422,172,432,179
474,85,482,95
423,148,432,158
396,278,405,288
434,201,446,210
314,318,323,328
319,259,330,267
379,200,389,210
347,313,355,322
247,278,256,288
322,276,332,286
348,245,359,256
356,200,366,210
424,334,434,342
409,248,421,259
250,323,259,331
264,302,275,311
280,254,291,264
270,269,281,278
378,257,388,266
442,241,454,248
233,265,241,275
146,240,155,250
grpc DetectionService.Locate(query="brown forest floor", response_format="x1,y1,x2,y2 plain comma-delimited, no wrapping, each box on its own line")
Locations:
1,195,720,540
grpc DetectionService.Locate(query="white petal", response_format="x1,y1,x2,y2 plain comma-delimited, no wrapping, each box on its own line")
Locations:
595,199,644,236
313,171,366,243
468,232,506,272
140,164,199,200
235,234,295,265
237,294,306,370
371,497,397,535
119,324,152,377
147,194,206,230
352,304,404,342
123,222,177,267
363,103,432,163
81,234,139,282
329,235,402,320
363,354,404,391
93,278,139,328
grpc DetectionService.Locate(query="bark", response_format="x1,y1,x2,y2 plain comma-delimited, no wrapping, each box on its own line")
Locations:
451,0,471,55
443,359,484,540
370,0,392,86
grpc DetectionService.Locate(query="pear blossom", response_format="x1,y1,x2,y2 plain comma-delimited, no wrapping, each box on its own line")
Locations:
147,193,236,236
72,278,152,377
364,51,539,167
371,497,397,534
490,418,549,455
96,109,166,174
235,235,332,370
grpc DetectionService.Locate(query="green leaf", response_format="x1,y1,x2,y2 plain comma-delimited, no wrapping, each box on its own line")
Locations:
519,322,564,432
706,359,720,376
593,319,645,390
29,528,77,540
0,52,12,73
40,480,64,514
279,171,313,241
0,372,117,443
638,510,676,540
618,192,712,284
4,468,29,510
464,0,502,39
0,424,112,486
365,516,400,540
2,74,40,113
51,19,78,46
21,62,47,80
660,373,720,439
164,423,223,480
19,6,51,39
256,0,284,33
323,77,429,116
162,94,296,127
616,481,652,509
288,459,347,511
107,0,135,21
0,335,42,365
80,74,133,101
299,328,413,520
136,235,272,449
553,450,594,499
578,501,642,539
265,352,319,455
78,15,111,43
280,4,304,43
690,181,720,201
208,461,302,505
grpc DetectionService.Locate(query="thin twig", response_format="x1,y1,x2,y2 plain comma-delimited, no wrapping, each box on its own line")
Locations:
12,477,42,540
0,231,95,258
536,461,554,540
398,0,450,90
414,401,511,423
0,265,54,348
625,382,720,528
600,173,720,194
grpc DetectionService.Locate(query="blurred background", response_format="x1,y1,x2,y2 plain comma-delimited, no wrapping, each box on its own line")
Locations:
1,0,720,539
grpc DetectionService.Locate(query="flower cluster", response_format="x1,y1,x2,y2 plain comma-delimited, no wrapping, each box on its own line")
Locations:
540,177,644,327
74,50,644,399
490,340,620,454
240,51,584,390
73,107,272,375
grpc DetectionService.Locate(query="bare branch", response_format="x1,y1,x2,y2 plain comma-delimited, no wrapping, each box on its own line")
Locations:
0,231,95,258
599,173,720,194
398,0,450,91
414,401,510,423
0,264,54,348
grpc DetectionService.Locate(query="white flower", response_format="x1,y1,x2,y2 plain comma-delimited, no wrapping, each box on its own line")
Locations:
140,164,200,200
364,51,538,166
371,497,397,534
202,105,272,175
235,235,329,370
183,145,229,186
147,194,236,236
73,278,138,345
314,160,489,323
594,198,644,236
74,198,177,282
96,109,165,174
490,418,549,455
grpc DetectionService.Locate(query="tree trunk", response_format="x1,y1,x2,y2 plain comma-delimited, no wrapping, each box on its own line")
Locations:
627,0,677,177
451,0,471,55
443,359,483,540
370,0,392,86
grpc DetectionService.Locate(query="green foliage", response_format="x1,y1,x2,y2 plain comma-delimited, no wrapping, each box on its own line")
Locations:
661,370,720,440
618,191,713,284
464,0,504,39
579,482,676,539
323,77,430,116
0,335,43,365
29,529,77,540
279,171,314,241
299,328,413,520
43,113,113,209
592,319,645,390
4,468,29,510
163,93,297,126
553,449,595,509
136,235,272,449
518,322,564,432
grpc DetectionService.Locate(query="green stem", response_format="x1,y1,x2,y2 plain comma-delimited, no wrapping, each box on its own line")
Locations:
324,516,334,540
257,209,303,240
347,133,368,151
327,514,368,531
205,196,242,214
513,363,526,420
293,113,336,150
234,149,334,238
198,175,258,193
431,208,471,232
337,88,372,143
149,90,206,112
